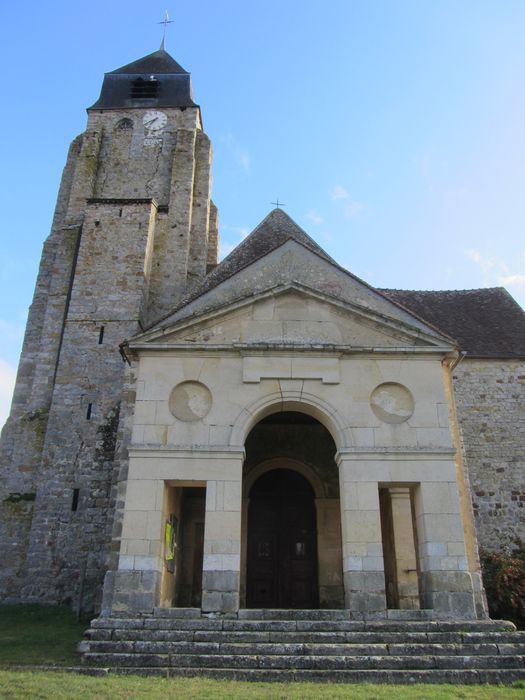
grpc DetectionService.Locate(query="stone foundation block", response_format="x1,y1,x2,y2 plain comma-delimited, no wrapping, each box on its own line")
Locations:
201,590,239,614
201,569,239,613
202,571,239,593
110,569,160,614
420,571,476,617
344,572,386,613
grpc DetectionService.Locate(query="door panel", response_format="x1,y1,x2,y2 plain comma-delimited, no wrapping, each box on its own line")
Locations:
247,469,318,609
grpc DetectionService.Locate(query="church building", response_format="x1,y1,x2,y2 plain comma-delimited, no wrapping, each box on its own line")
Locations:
1,47,524,628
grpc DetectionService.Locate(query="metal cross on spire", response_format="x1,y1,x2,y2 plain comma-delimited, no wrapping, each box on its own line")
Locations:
158,10,174,50
271,198,286,209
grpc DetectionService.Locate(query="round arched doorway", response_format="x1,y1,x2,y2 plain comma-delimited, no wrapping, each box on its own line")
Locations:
246,468,319,609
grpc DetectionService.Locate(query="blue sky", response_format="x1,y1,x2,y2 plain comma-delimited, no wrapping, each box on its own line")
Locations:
1,1,524,427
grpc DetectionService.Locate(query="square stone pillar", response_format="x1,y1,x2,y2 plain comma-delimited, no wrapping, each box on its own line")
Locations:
201,463,243,614
109,478,164,614
315,498,344,608
337,455,387,614
414,481,476,618
387,487,420,609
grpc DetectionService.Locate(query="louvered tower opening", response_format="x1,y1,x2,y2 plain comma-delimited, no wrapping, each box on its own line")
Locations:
130,77,159,98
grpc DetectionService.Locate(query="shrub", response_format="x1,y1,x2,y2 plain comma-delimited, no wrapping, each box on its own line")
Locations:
480,542,525,627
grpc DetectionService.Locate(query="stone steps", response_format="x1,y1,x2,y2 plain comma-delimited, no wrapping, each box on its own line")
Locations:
100,668,525,684
83,651,524,670
95,628,523,645
85,639,525,656
80,610,525,683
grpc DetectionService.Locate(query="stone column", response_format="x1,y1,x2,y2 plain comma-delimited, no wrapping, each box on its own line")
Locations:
202,471,243,614
388,487,420,609
337,454,387,614
413,480,476,618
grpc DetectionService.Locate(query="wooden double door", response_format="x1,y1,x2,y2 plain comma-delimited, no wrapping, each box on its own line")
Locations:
246,469,319,609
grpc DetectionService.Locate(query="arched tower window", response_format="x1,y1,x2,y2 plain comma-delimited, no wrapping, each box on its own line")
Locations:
115,118,133,131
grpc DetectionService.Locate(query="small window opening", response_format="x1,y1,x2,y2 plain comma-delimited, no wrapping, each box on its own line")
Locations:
130,78,159,99
118,208,123,217
116,118,133,130
98,326,105,344
86,403,92,420
71,488,80,512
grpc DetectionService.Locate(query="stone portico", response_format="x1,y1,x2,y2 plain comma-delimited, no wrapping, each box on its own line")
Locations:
103,222,483,619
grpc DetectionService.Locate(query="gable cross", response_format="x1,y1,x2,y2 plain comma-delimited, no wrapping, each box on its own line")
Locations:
158,10,174,50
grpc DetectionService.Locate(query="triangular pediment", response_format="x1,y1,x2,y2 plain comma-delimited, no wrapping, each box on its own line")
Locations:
130,283,455,352
133,209,457,354
144,240,453,340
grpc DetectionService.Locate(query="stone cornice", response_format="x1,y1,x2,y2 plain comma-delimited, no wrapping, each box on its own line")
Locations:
128,446,246,459
336,448,456,464
126,342,455,357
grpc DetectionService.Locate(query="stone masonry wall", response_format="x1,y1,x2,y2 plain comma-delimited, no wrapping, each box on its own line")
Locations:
0,136,83,601
0,101,218,613
453,359,525,552
18,199,157,613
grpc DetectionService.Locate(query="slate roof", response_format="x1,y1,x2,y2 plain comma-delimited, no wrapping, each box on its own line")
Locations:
380,288,525,358
111,49,189,75
89,49,196,110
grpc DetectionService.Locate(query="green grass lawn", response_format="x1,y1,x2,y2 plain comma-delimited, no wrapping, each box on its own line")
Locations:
0,604,87,666
0,672,523,699
0,605,523,698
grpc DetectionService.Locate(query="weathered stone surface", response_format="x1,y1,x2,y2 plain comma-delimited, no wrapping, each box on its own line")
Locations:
453,360,525,551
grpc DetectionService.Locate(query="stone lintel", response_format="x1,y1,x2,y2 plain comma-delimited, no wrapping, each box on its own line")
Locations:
242,355,340,384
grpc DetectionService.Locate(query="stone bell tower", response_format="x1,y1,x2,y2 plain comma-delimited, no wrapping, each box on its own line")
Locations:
0,48,218,614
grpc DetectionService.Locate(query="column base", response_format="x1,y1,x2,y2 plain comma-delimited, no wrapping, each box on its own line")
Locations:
420,571,477,618
344,572,387,613
202,570,239,614
107,570,161,615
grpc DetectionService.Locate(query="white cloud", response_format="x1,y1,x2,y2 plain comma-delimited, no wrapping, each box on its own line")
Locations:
342,199,365,219
498,274,525,288
0,359,16,431
219,225,250,260
222,134,251,174
305,209,323,225
219,242,236,259
465,250,525,305
332,185,349,201
331,185,365,219
466,249,497,273
0,319,24,346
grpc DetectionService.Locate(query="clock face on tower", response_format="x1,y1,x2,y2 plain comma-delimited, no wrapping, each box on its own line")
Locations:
142,110,167,132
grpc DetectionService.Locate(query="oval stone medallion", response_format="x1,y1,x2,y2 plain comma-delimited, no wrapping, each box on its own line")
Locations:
169,381,212,421
370,382,414,424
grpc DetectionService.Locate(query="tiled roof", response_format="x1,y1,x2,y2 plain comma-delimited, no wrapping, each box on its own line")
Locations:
380,288,525,358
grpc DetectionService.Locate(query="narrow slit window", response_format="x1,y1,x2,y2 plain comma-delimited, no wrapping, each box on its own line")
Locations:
86,403,92,420
98,326,105,344
71,488,79,512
